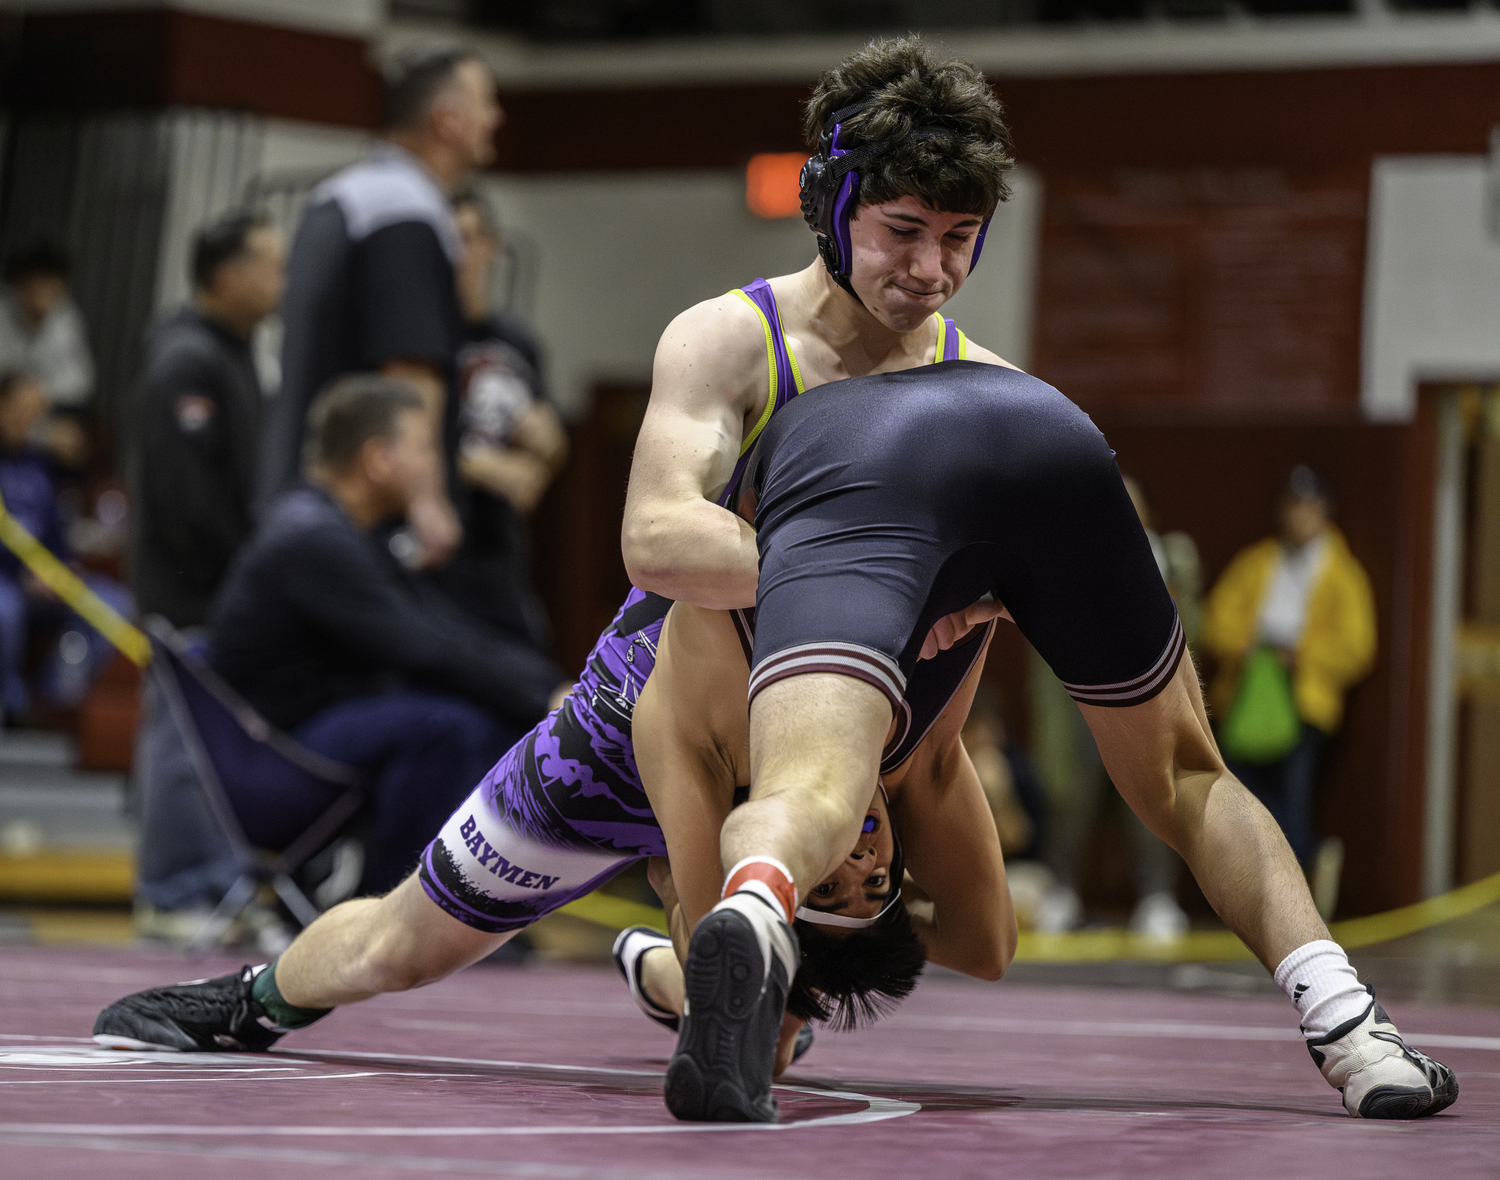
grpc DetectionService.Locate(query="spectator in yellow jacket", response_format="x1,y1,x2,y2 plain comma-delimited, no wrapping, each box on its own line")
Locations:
1202,465,1376,870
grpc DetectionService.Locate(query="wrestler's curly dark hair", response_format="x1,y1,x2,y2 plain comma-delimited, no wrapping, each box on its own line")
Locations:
804,34,1014,217
787,902,926,1032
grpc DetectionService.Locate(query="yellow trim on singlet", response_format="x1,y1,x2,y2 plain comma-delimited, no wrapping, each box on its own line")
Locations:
730,287,779,457
784,339,807,396
932,314,971,362
731,290,962,457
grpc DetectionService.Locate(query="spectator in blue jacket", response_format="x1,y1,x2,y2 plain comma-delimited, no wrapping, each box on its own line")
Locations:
0,370,131,722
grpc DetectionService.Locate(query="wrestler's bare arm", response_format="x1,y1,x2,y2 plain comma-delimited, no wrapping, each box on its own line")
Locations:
622,298,769,609
885,638,1017,981
634,603,752,935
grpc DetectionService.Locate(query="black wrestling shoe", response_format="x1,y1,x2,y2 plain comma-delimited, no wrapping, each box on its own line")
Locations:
613,925,679,1032
1307,990,1459,1119
93,965,283,1053
664,894,798,1123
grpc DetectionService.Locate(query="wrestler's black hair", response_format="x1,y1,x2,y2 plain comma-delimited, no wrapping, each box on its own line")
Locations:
803,34,1014,217
787,902,926,1032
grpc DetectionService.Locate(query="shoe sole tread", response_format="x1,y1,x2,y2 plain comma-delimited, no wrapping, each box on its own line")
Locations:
1358,1072,1460,1120
664,910,779,1124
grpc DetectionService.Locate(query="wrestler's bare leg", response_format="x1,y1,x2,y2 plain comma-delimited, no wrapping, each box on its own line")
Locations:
640,947,686,1015
1082,655,1326,970
664,675,886,1121
276,873,512,1008
1087,655,1457,1117
720,673,890,899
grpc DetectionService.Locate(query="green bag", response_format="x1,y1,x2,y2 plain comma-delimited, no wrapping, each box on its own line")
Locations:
1218,647,1301,764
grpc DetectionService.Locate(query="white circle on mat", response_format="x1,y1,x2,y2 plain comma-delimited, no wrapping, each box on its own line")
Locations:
0,1045,921,1133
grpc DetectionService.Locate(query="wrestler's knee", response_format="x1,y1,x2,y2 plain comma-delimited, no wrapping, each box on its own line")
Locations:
353,876,496,994
1119,768,1244,859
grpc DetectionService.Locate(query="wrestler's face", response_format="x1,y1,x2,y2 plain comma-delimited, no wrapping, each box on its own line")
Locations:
845,196,985,332
801,787,896,923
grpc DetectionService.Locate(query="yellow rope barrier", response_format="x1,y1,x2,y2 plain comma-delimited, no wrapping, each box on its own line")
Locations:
560,892,668,934
0,497,149,667
1328,866,1500,947
558,867,1500,964
1014,867,1500,963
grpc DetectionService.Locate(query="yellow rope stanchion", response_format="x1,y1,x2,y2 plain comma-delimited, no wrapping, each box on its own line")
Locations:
0,495,149,667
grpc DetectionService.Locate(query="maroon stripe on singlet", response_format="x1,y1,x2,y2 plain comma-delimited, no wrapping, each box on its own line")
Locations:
1062,617,1186,708
748,642,905,711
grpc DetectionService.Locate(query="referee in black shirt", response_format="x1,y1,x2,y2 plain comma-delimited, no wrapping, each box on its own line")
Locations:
259,43,503,569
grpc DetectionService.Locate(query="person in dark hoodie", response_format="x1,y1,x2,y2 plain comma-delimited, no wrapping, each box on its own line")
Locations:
128,210,284,934
131,210,282,627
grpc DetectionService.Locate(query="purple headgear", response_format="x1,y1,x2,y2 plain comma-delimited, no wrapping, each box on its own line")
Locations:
798,101,992,300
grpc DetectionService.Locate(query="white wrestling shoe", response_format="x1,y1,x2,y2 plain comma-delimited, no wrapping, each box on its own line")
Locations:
612,925,679,1032
1306,989,1459,1119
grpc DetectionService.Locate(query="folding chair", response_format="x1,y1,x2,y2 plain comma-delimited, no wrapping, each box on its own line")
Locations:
144,617,369,952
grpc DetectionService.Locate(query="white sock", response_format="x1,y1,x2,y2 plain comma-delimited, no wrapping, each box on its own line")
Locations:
1273,940,1370,1038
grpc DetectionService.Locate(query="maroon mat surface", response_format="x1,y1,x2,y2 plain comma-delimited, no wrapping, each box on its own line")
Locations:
1,944,1494,1179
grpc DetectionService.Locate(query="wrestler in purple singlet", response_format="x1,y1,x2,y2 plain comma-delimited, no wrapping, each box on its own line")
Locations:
418,279,972,934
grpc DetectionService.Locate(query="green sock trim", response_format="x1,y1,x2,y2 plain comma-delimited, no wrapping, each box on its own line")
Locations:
251,961,332,1031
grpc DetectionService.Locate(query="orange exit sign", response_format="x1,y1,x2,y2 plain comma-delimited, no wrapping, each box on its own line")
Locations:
746,153,806,219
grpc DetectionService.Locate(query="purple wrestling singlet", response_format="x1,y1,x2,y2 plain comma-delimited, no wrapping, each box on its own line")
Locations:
419,590,673,932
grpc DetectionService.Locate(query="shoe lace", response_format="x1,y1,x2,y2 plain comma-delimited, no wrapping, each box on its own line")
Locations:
1369,1029,1449,1088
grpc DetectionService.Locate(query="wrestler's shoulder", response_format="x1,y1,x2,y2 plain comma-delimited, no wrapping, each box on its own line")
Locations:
648,293,767,411
949,340,1058,394
960,338,1020,371
655,291,766,367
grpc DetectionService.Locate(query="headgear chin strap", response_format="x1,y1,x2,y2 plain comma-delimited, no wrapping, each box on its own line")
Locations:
796,890,903,930
795,786,906,930
798,102,992,302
